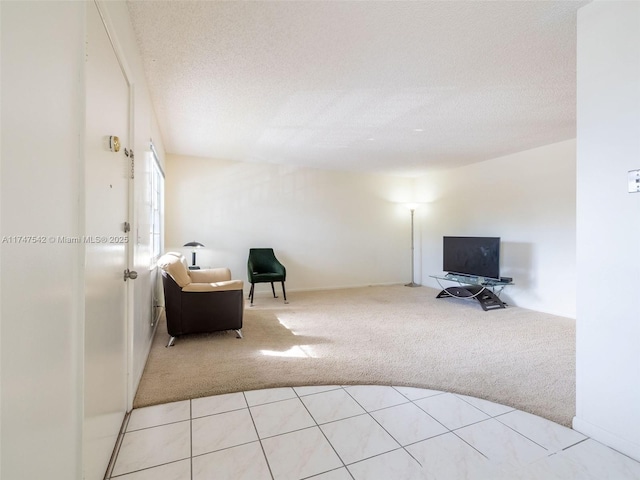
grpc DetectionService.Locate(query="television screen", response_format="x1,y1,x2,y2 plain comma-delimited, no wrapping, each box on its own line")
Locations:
443,236,500,280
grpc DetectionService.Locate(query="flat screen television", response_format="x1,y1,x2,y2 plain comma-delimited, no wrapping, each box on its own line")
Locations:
443,236,500,280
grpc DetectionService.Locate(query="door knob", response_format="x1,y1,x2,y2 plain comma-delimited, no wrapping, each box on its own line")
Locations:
124,269,138,281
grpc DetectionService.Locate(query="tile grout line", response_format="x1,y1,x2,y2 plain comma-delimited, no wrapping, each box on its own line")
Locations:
389,394,491,461
403,390,493,464
125,418,187,433
104,411,131,479
391,385,448,402
414,399,497,461
311,388,502,472
295,386,354,479
191,405,247,421
245,395,299,409
450,428,492,460
354,390,429,471
454,393,516,417
109,460,188,479
117,386,621,479
190,399,193,480
300,466,353,480
409,393,456,435
561,437,590,452
341,446,411,468
339,387,421,473
491,416,558,453
190,439,265,459
490,410,588,454
108,402,192,477
244,391,277,480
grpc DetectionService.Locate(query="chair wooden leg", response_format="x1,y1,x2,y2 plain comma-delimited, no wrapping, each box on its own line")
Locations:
271,282,278,298
249,283,255,306
281,281,288,304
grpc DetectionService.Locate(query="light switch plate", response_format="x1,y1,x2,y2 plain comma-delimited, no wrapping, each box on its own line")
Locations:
628,170,640,193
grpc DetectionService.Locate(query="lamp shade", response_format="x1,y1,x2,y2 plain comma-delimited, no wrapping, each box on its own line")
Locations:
403,202,422,211
183,241,205,248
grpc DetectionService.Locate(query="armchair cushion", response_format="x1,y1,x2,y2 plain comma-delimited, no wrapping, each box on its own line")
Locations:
157,252,191,287
182,280,244,292
189,267,232,283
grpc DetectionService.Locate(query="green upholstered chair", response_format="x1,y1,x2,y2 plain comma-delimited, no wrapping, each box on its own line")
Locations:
247,248,287,306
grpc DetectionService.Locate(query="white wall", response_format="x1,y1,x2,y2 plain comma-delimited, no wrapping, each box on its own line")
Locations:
414,139,577,318
574,0,640,461
165,155,414,292
167,141,577,317
1,2,85,478
1,1,165,478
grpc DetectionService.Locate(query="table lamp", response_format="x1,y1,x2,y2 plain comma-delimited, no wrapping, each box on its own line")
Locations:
183,241,204,268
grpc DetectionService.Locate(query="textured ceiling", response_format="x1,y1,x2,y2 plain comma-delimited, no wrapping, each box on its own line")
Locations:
127,1,588,177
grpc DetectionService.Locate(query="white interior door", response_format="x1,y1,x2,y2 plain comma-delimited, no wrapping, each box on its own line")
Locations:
83,2,131,478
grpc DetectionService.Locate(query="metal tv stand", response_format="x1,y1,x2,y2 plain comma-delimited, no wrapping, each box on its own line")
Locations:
430,273,513,311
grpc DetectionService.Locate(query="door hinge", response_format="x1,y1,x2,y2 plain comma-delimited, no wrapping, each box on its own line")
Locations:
123,221,131,233
124,148,135,179
130,149,135,179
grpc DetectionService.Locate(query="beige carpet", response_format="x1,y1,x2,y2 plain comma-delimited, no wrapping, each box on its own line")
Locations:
134,285,576,426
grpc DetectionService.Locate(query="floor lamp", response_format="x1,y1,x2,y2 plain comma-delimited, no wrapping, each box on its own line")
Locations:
404,204,421,287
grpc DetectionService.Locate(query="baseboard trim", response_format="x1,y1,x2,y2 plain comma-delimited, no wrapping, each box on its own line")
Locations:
573,416,640,462
103,411,131,480
245,282,429,295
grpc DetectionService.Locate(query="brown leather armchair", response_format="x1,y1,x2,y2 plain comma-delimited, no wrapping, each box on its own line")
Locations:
158,252,244,347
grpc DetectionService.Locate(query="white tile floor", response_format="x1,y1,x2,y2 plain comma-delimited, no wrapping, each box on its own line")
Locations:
108,385,640,480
